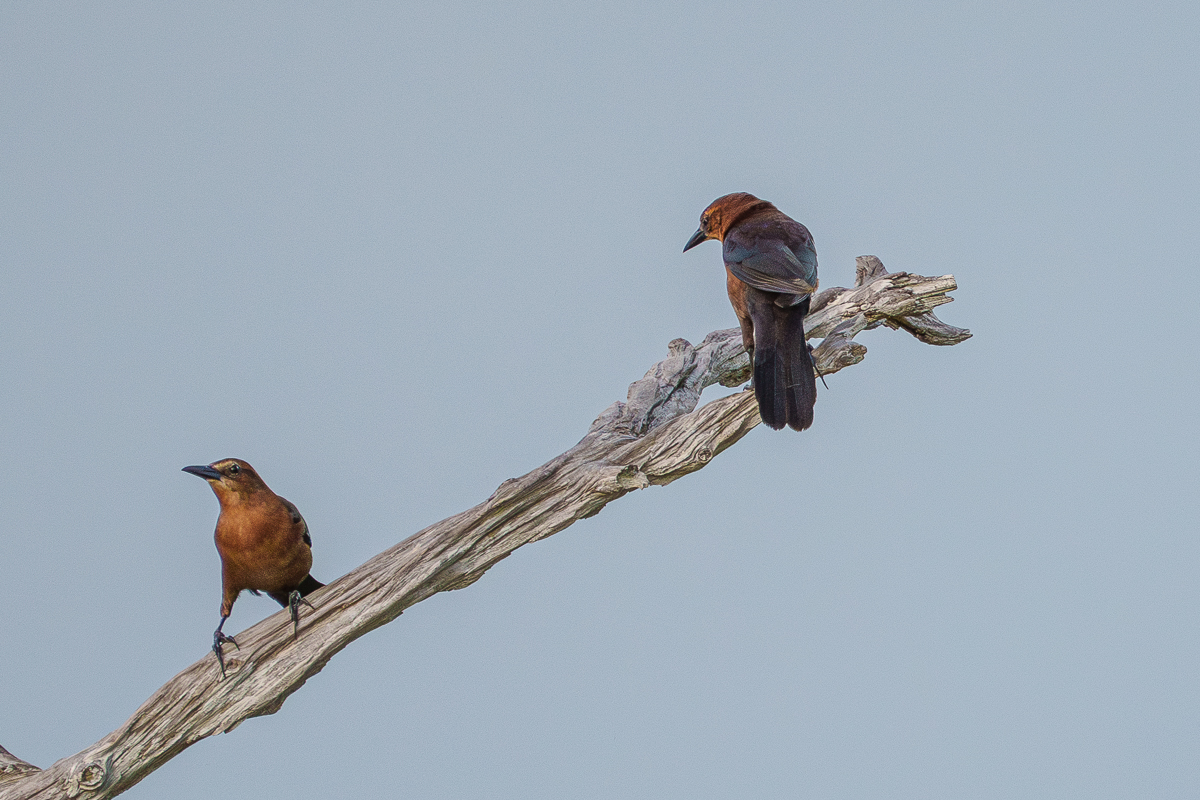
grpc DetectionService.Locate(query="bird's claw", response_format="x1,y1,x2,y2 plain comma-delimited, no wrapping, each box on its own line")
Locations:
212,630,238,678
809,343,830,390
286,590,315,639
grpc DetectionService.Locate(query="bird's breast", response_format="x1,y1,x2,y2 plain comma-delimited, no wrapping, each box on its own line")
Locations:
725,268,751,316
215,502,312,590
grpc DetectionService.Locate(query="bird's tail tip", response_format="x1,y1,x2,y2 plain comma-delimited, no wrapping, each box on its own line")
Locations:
753,305,817,433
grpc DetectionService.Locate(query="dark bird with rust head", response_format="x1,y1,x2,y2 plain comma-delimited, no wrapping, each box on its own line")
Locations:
183,458,324,676
684,192,819,431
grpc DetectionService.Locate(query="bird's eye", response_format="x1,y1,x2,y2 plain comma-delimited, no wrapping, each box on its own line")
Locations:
228,464,241,475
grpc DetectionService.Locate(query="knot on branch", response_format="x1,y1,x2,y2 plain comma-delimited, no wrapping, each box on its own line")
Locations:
577,464,651,519
65,754,111,798
594,464,651,493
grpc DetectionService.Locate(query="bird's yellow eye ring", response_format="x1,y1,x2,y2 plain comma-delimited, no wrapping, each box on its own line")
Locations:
228,464,241,476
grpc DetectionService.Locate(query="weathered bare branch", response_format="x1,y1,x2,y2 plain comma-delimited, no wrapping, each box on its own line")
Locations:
0,257,969,800
0,749,40,787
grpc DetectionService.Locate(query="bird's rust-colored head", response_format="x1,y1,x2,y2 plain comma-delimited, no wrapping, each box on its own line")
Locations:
683,192,776,251
182,458,271,505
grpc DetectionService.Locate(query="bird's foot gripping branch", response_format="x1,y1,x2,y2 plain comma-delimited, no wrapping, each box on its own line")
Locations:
0,256,968,800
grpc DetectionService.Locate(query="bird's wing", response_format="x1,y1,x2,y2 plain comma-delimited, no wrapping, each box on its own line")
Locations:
723,220,818,296
281,497,312,547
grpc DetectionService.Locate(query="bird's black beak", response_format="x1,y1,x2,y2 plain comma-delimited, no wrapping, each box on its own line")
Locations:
683,227,710,252
182,464,223,481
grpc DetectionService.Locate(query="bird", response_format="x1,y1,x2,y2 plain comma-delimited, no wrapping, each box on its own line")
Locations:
683,192,819,431
182,458,324,677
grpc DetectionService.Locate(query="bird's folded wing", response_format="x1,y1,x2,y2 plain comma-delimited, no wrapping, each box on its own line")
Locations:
281,497,312,547
724,239,817,295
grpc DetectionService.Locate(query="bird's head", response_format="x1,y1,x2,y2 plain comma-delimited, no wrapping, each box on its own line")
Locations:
683,192,772,251
183,458,269,503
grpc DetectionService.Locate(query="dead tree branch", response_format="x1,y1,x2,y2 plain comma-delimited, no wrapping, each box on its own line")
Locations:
0,256,969,800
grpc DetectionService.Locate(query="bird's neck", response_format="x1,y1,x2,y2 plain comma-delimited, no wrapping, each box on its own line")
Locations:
214,487,266,510
719,200,776,237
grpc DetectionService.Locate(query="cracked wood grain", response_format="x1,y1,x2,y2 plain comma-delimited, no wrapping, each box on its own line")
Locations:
0,256,969,800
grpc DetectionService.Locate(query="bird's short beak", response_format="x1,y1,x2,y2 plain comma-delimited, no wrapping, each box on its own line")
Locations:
182,464,223,481
683,227,710,252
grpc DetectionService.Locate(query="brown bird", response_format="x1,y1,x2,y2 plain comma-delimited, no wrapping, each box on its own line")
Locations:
183,458,323,677
684,192,819,431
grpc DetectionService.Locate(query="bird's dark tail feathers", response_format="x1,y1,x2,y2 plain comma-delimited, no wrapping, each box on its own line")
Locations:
268,574,325,607
753,296,817,431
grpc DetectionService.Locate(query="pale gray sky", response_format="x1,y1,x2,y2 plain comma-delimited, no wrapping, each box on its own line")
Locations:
2,2,1198,798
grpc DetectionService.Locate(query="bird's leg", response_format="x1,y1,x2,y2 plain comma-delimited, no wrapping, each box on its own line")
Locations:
287,590,316,639
810,343,830,390
212,615,238,678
